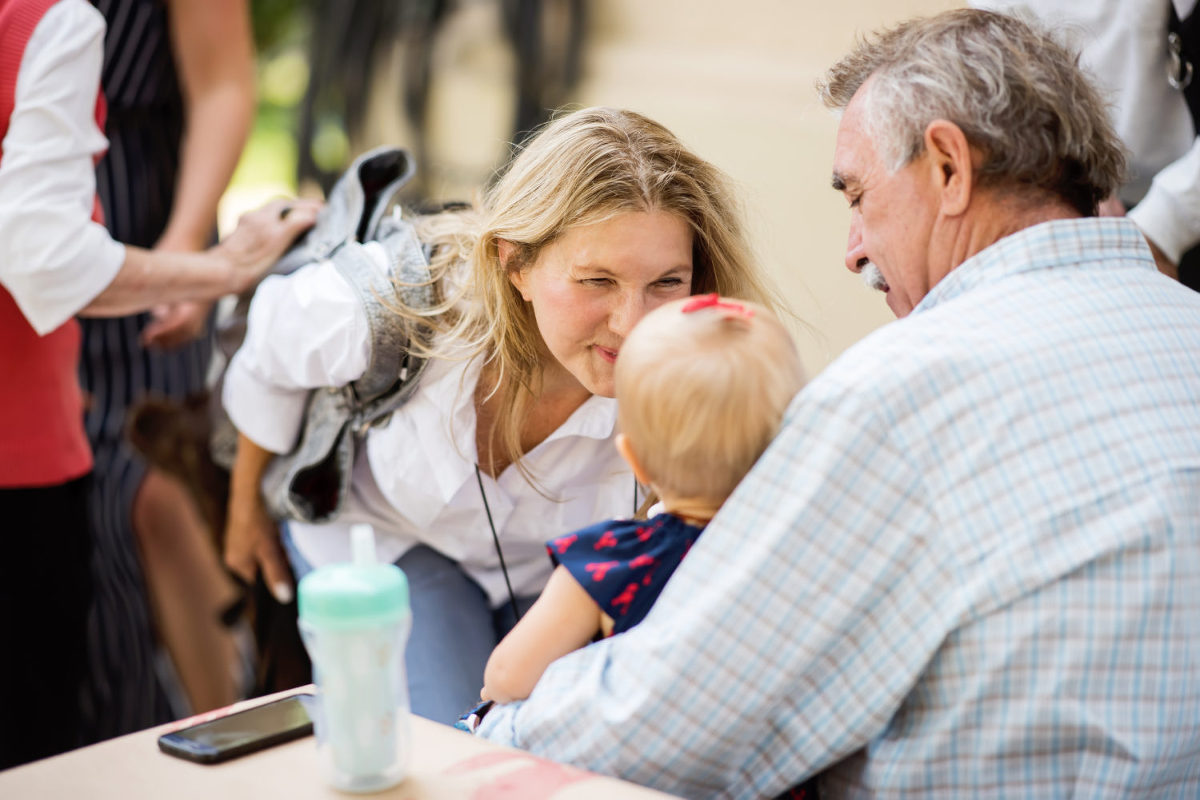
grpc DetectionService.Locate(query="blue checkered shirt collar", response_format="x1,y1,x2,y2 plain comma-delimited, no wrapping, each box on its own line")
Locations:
914,216,1156,314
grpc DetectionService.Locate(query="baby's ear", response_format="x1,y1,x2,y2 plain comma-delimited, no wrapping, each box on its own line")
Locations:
615,433,654,486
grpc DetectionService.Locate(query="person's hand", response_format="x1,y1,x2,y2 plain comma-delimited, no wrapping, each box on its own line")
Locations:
214,198,321,295
141,300,213,349
224,489,294,605
141,231,212,348
1145,237,1180,280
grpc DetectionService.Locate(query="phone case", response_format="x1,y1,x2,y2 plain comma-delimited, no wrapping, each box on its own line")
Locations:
157,693,315,764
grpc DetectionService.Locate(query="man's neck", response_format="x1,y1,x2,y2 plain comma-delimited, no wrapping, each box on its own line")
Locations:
941,193,1082,279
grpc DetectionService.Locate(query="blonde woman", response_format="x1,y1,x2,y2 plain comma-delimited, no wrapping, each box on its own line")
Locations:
222,107,781,723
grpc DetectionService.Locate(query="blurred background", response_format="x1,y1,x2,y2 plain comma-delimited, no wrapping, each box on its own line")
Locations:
231,0,960,375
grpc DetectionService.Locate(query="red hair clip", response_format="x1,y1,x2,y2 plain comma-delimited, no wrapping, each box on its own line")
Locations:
681,293,754,318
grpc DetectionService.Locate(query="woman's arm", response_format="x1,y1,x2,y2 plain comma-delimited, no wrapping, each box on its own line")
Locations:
161,0,255,251
143,0,257,348
482,566,605,704
223,432,293,603
80,199,318,319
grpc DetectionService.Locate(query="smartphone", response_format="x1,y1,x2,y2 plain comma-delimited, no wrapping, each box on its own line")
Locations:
157,692,315,764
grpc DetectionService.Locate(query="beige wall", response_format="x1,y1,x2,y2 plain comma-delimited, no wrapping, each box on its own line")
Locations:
398,0,962,375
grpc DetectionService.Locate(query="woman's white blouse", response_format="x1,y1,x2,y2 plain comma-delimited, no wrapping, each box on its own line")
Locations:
223,246,635,606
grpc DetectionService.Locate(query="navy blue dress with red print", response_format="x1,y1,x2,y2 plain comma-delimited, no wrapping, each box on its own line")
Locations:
547,513,703,635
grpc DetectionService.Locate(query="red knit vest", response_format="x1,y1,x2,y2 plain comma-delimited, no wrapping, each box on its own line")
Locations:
0,0,107,487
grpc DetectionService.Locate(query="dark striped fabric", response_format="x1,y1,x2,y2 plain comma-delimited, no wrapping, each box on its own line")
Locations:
78,0,214,742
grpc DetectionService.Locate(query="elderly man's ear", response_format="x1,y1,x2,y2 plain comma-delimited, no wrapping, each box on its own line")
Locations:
923,120,975,217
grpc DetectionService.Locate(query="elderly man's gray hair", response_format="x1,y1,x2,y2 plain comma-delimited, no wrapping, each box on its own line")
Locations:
817,9,1126,216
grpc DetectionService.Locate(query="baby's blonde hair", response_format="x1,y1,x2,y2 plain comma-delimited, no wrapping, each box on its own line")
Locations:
615,295,804,505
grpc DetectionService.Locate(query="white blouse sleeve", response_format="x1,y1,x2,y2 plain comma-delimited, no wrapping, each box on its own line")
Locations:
0,0,125,335
222,244,391,453
1127,136,1200,265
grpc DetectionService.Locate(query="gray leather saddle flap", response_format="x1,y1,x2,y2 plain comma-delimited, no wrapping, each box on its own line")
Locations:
261,387,354,523
211,147,419,473
273,146,417,275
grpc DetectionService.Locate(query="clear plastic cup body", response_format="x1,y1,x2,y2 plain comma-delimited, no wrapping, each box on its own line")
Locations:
300,613,411,792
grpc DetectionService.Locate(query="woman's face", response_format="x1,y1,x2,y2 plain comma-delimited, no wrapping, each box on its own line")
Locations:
508,209,694,397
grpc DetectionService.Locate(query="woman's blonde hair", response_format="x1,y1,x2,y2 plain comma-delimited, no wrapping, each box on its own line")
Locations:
398,106,778,480
615,296,804,505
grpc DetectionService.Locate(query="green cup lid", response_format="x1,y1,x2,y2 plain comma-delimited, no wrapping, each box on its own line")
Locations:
297,525,409,628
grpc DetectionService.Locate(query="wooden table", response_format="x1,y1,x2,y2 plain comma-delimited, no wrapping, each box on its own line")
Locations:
0,689,680,799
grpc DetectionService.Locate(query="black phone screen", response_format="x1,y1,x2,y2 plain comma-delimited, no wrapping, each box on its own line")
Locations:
157,693,314,764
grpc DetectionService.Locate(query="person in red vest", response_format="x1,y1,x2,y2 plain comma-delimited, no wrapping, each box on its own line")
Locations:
0,0,316,768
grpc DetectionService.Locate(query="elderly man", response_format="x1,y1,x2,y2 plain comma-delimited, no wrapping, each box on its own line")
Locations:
477,9,1200,799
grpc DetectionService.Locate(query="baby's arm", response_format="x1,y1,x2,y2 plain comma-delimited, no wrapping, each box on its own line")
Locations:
482,565,604,704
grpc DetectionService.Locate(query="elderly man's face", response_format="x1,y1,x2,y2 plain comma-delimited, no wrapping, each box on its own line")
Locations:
832,85,939,317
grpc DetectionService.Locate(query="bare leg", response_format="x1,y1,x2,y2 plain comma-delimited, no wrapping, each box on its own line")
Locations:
132,468,242,713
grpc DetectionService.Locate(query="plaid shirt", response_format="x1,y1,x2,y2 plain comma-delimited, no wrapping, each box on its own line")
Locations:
479,218,1200,799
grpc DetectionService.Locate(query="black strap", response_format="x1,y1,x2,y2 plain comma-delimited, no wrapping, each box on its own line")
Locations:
1168,3,1200,131
475,464,522,623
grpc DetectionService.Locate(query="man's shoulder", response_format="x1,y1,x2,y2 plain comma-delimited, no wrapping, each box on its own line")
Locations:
808,311,966,394
796,295,1024,430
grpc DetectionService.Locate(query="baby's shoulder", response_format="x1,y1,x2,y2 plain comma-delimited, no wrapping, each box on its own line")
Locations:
547,514,696,563
547,517,645,557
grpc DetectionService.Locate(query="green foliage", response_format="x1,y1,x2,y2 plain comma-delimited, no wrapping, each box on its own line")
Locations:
231,1,314,193
250,0,311,55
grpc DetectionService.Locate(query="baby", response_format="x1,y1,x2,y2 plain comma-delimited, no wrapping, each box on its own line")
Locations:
471,293,804,712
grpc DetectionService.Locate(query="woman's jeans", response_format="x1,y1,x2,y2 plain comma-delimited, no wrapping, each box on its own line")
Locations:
283,528,537,724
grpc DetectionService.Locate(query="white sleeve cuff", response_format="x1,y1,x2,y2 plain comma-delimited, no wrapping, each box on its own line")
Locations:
222,353,310,454
219,254,383,454
6,232,124,335
1127,138,1200,264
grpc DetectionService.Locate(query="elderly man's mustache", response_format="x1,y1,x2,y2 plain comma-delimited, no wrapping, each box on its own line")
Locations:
861,262,889,292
